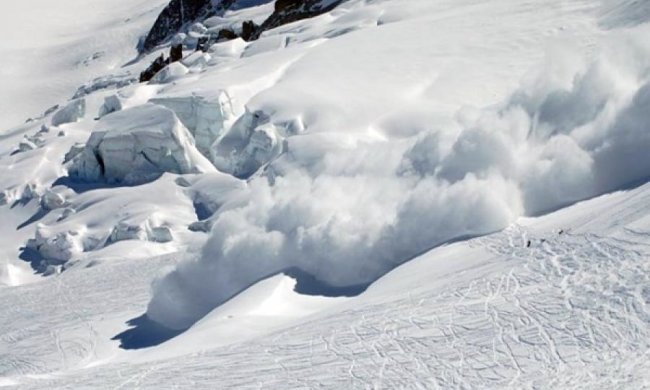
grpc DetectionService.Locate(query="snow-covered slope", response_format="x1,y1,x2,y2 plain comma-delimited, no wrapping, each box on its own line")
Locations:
1,0,649,388
0,0,168,130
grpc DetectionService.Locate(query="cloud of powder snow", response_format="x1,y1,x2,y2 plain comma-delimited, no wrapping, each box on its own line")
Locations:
147,25,650,330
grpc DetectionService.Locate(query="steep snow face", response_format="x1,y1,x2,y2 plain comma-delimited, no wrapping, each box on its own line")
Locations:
69,104,215,185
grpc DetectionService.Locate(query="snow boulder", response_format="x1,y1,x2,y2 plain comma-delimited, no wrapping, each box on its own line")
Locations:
69,104,215,185
51,98,86,126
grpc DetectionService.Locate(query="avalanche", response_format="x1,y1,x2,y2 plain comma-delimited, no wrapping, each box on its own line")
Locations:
0,0,649,388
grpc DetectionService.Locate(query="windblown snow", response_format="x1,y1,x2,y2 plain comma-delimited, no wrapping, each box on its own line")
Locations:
1,0,649,388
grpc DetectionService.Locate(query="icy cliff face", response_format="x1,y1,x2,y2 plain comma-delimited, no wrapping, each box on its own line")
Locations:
151,93,235,158
69,104,215,185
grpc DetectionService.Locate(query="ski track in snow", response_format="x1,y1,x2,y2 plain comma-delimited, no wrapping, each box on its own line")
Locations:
3,190,650,388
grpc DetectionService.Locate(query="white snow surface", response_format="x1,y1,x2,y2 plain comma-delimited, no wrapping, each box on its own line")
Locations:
0,0,649,387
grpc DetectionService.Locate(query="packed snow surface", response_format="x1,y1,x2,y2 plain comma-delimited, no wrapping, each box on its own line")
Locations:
0,0,649,388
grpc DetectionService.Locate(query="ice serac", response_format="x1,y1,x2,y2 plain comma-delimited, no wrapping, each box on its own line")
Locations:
212,109,284,179
151,91,234,158
51,98,86,126
69,104,216,185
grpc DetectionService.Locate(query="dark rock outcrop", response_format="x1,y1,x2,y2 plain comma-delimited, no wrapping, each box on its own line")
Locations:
252,0,344,40
170,44,183,62
142,0,345,53
142,0,212,52
241,20,259,41
217,28,238,41
140,44,187,82
139,54,168,83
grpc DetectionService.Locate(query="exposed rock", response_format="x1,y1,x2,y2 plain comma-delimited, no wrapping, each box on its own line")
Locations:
69,104,215,185
142,0,212,52
217,28,238,41
196,36,212,52
142,0,343,54
51,98,86,126
241,20,259,41
140,54,169,83
252,0,344,40
170,43,184,62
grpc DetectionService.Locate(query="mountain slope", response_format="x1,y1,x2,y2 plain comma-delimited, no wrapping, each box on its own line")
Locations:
0,0,649,388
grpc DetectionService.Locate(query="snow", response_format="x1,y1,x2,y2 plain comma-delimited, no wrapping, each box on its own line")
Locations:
69,104,216,185
50,99,86,127
0,0,649,387
0,0,168,130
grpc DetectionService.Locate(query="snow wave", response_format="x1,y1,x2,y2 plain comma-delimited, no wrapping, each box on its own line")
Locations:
147,25,650,330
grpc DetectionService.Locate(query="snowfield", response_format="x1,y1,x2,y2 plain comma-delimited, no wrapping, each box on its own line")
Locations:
1,0,649,388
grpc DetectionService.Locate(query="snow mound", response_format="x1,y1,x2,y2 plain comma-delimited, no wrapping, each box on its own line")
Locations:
147,25,650,330
69,104,215,185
